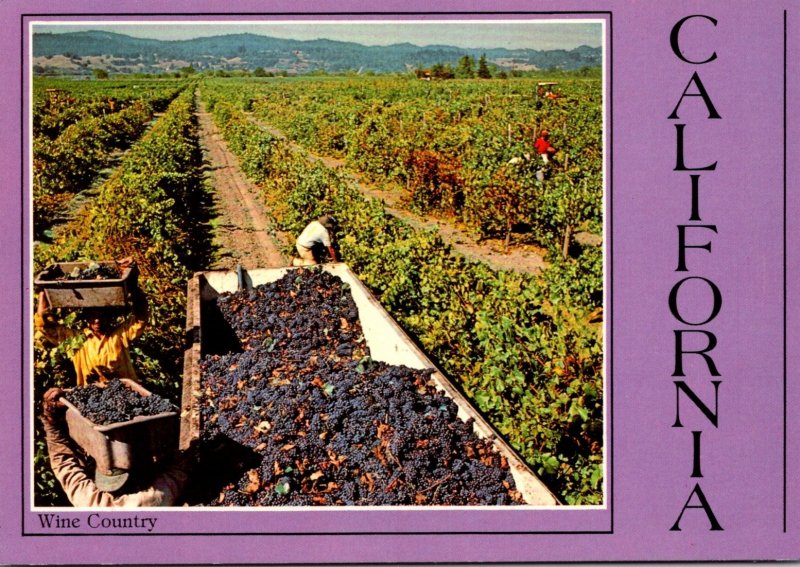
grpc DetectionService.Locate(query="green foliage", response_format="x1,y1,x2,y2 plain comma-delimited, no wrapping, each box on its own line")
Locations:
210,95,604,505
477,54,492,79
33,88,208,505
456,55,476,79
241,75,602,254
32,79,189,238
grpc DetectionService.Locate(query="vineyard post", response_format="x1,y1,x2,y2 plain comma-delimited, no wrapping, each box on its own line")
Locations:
562,223,573,259
505,200,513,250
562,176,578,259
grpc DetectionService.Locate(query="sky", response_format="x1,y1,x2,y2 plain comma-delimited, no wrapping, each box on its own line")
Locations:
32,21,603,51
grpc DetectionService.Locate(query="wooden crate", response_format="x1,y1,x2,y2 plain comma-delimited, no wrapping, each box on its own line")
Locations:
62,379,178,476
35,262,137,308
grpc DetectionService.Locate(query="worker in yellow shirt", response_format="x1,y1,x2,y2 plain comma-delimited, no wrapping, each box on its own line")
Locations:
34,277,148,386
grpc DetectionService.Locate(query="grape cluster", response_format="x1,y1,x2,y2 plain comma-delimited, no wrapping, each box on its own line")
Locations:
50,262,122,281
65,379,174,425
196,267,523,506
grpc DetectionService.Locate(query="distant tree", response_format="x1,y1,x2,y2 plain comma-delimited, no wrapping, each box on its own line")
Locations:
477,54,492,78
431,63,454,80
253,67,267,77
91,68,109,80
456,55,475,78
497,70,508,79
179,65,196,76
575,66,601,78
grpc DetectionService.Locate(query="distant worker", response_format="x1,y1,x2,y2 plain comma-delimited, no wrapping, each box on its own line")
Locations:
292,215,338,266
534,130,556,164
34,258,148,386
41,387,189,507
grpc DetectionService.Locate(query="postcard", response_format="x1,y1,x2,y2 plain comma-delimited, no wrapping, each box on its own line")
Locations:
0,0,797,564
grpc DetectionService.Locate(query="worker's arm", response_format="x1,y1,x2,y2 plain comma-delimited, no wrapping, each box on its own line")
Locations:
43,415,119,507
130,285,148,322
119,281,149,343
34,292,78,345
120,454,190,507
320,227,337,263
41,387,119,507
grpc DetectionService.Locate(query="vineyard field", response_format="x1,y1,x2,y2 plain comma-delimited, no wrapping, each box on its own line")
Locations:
208,75,602,254
32,73,604,506
32,78,188,238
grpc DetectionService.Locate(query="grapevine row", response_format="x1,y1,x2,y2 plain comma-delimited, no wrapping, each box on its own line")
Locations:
205,91,603,504
220,77,602,252
33,86,210,505
32,78,186,139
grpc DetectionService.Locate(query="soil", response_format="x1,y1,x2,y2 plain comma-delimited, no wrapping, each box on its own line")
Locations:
196,99,289,270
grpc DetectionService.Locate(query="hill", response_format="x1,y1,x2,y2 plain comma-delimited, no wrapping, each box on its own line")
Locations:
32,30,601,76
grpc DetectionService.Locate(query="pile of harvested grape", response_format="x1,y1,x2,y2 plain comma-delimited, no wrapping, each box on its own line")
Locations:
197,268,523,506
48,262,122,281
65,380,174,425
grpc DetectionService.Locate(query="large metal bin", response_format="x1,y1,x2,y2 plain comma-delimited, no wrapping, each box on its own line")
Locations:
35,261,138,309
62,379,178,475
181,263,559,506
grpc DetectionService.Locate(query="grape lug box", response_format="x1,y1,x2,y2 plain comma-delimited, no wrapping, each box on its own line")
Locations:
61,379,179,475
34,261,138,309
180,263,559,506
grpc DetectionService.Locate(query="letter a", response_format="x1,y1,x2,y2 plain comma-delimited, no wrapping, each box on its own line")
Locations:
669,72,721,119
670,483,724,531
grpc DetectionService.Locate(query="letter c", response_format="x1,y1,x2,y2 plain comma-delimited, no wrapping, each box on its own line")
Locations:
87,513,100,528
671,15,718,64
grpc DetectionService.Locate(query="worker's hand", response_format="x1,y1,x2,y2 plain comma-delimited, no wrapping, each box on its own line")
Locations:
36,291,49,316
43,387,66,425
116,256,134,269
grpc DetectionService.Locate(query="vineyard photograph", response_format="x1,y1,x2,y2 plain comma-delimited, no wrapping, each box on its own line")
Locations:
30,20,605,508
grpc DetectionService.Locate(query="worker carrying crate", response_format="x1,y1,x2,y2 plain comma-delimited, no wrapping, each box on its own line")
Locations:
41,386,190,507
34,257,148,386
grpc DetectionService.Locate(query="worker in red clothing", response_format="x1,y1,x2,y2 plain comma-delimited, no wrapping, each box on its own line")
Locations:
534,130,556,164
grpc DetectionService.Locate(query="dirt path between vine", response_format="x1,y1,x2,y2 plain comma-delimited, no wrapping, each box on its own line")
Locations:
249,117,549,274
196,100,289,271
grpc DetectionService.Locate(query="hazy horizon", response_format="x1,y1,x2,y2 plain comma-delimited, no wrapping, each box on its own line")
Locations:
32,21,604,51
